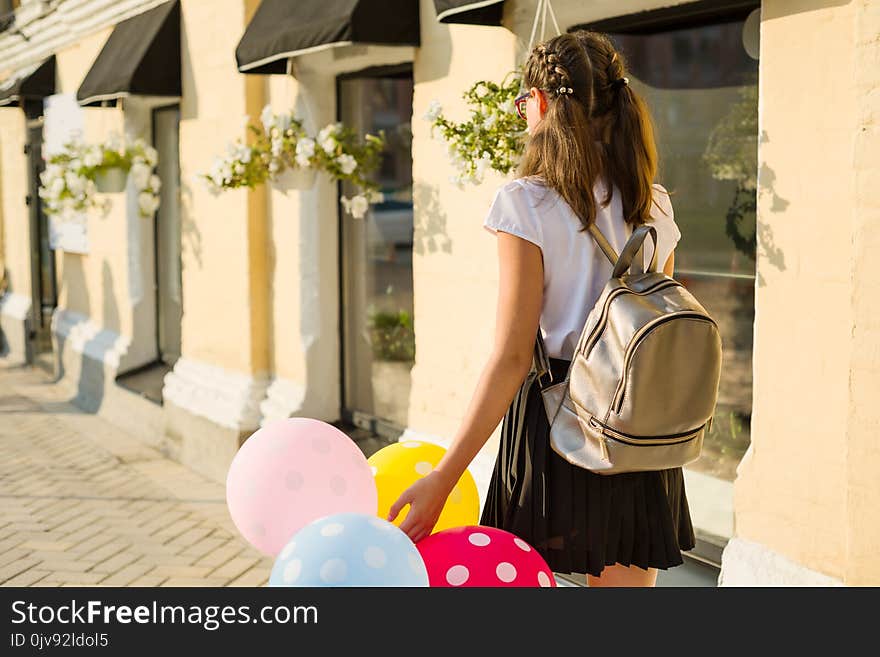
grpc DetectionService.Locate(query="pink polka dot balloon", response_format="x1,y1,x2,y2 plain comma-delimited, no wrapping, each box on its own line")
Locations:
226,418,377,556
416,526,556,587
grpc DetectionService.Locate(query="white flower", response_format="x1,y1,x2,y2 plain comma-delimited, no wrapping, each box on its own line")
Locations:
474,151,492,182
295,137,315,167
500,98,515,114
367,189,384,203
50,177,65,196
341,194,370,219
84,146,103,168
482,113,497,130
106,133,122,152
238,145,252,164
336,153,357,175
148,175,161,192
130,162,152,190
276,112,292,134
260,105,274,133
268,160,280,174
144,146,158,167
138,191,159,216
65,172,86,195
271,137,283,158
233,162,244,174
423,99,443,122
318,124,340,154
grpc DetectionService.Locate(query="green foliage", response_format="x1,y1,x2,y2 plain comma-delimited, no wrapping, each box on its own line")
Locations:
424,71,528,186
368,309,415,362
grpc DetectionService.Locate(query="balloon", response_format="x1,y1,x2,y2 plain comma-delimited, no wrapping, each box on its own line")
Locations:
416,526,556,587
368,440,479,534
226,418,377,556
269,512,430,587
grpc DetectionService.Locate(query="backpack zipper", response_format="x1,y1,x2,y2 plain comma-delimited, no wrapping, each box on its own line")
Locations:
578,279,682,360
610,311,718,414
589,416,706,446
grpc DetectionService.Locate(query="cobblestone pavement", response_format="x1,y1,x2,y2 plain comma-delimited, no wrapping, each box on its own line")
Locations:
0,364,274,587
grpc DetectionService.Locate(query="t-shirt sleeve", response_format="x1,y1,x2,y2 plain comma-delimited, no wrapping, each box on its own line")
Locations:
646,183,681,271
482,183,544,249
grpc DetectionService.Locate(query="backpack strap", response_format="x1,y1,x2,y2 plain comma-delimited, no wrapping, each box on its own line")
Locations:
587,223,619,266
612,224,659,278
532,222,658,387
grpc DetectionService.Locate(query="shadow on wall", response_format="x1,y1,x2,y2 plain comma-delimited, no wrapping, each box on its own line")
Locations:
0,267,9,358
179,174,203,269
177,13,203,270
56,259,120,413
413,181,452,256
756,130,789,288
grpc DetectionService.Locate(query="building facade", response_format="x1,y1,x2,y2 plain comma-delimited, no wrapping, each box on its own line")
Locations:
0,0,877,585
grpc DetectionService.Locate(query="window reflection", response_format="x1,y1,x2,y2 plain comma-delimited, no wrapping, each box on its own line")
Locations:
611,20,758,481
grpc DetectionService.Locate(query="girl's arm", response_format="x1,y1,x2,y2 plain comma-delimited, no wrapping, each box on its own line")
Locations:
388,231,544,542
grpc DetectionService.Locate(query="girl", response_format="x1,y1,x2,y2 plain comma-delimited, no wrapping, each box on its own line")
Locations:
387,31,694,588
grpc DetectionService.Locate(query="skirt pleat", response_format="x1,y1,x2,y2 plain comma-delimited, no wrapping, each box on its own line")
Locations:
479,357,696,578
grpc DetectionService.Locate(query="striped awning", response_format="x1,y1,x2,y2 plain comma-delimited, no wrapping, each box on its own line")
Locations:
0,55,55,107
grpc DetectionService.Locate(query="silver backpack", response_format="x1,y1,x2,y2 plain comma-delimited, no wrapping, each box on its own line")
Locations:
534,223,723,475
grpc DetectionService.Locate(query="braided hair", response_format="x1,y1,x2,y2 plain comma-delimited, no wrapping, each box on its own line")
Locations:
519,31,665,230
519,33,600,231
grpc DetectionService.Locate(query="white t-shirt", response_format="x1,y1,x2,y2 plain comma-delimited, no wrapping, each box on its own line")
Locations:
483,176,682,361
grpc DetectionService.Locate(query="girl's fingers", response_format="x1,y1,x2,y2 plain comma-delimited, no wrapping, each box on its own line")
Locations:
387,491,412,522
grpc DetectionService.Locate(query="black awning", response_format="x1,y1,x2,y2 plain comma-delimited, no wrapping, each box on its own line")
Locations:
236,0,420,75
0,55,56,107
76,0,180,106
433,1,504,25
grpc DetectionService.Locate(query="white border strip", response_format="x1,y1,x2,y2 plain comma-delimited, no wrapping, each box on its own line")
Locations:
238,40,354,72
75,90,181,106
436,0,505,23
76,90,128,106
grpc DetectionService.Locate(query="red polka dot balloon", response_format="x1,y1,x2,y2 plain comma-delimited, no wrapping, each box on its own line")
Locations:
416,526,556,587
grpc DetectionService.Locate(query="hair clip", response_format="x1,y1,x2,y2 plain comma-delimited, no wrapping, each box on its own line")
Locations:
557,86,573,95
612,77,630,89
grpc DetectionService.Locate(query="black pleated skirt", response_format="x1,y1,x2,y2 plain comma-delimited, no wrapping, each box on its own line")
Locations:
480,357,696,578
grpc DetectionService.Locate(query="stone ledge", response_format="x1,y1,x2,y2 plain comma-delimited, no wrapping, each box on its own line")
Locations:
719,537,844,586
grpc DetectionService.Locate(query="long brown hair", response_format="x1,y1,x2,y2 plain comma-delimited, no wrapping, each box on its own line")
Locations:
518,30,666,231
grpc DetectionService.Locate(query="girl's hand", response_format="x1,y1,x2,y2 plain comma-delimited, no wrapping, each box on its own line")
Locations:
387,470,456,544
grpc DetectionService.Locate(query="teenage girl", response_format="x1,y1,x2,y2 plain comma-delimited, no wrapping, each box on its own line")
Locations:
387,31,693,588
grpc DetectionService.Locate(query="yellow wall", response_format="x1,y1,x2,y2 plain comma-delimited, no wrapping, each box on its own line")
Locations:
845,0,880,584
734,0,880,585
0,109,29,296
407,6,517,445
51,27,135,337
177,0,268,376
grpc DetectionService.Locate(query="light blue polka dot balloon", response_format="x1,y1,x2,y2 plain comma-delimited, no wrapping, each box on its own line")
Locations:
269,512,430,587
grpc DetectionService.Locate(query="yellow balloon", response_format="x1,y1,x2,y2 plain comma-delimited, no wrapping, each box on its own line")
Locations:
368,440,479,534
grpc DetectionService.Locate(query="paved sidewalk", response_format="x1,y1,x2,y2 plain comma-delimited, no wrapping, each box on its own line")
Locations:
0,362,717,588
0,364,273,587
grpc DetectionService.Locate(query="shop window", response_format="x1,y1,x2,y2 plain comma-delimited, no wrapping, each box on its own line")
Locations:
577,1,759,550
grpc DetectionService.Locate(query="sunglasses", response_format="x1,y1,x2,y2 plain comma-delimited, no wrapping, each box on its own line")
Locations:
514,91,530,121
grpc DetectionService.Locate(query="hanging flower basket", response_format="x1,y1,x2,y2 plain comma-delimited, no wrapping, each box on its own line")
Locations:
423,71,528,187
94,166,128,193
270,165,317,194
200,106,385,217
39,135,161,220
